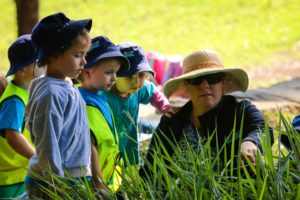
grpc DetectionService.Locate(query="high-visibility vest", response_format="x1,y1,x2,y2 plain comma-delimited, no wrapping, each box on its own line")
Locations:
86,104,122,189
0,82,32,185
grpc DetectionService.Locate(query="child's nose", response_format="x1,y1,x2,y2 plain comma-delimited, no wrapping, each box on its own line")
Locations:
82,56,87,65
112,73,117,81
131,76,139,85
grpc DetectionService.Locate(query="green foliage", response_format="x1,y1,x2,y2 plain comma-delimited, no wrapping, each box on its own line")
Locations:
1,0,300,74
37,113,299,199
119,113,300,199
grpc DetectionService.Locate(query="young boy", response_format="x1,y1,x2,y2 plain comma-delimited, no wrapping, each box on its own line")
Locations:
0,34,38,198
24,12,93,198
105,42,171,166
78,36,129,190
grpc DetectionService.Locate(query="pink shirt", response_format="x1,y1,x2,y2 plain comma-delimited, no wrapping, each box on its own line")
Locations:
150,88,171,114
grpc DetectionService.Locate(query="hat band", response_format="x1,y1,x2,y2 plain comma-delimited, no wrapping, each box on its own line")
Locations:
184,62,223,73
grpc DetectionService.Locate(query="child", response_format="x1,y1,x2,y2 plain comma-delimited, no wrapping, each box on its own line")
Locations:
105,42,171,166
78,36,129,189
0,34,38,198
24,12,92,198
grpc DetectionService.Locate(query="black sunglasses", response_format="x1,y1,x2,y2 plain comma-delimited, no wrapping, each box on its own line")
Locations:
186,73,224,85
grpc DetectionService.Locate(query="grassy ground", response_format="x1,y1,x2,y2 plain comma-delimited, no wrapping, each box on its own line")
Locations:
33,113,300,199
0,0,300,74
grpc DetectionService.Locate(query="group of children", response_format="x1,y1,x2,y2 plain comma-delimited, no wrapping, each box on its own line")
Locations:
0,12,299,199
0,12,173,198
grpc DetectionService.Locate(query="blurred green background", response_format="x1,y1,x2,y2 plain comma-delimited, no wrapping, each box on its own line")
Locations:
1,0,300,77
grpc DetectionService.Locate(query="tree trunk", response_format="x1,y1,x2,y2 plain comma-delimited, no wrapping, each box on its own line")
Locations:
15,0,39,36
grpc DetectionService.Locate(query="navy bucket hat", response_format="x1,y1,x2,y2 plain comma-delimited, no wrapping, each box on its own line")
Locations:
117,42,154,77
31,12,92,61
6,34,37,77
85,36,130,73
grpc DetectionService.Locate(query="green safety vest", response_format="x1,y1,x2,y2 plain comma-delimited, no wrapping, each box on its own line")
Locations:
0,82,32,186
86,105,122,187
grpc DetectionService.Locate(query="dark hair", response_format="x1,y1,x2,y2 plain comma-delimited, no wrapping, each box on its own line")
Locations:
37,29,89,67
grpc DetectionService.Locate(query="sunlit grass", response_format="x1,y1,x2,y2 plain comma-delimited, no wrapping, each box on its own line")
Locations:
0,0,300,74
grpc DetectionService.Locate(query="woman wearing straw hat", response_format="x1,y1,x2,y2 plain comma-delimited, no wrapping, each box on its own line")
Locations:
142,49,273,175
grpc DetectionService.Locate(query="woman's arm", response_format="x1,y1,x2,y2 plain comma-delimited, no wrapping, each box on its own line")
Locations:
239,100,273,161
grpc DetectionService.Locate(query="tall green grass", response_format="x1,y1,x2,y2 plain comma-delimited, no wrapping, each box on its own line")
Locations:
1,0,300,74
37,113,299,199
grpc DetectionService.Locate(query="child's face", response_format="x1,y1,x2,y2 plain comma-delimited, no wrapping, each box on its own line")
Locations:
48,34,91,79
116,71,148,94
15,63,45,90
87,59,121,92
21,63,35,83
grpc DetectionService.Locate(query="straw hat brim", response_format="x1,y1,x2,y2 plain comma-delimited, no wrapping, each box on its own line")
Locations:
163,67,249,98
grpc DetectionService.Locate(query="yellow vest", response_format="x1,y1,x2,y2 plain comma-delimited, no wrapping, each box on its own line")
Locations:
0,82,32,185
86,105,122,190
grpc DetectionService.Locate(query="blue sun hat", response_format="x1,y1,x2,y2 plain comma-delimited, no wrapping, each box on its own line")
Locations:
6,34,37,77
117,42,154,77
85,36,130,73
31,12,92,61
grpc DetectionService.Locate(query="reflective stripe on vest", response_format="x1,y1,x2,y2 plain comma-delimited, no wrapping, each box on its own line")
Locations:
0,82,32,185
86,105,121,185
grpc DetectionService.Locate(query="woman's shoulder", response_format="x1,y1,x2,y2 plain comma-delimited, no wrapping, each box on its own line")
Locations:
222,95,253,107
160,101,192,124
222,95,262,119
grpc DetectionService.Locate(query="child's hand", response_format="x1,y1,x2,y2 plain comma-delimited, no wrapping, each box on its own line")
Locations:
164,107,180,118
240,141,258,163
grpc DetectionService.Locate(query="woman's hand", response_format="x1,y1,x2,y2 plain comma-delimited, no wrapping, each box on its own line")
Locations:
240,141,258,163
164,106,180,118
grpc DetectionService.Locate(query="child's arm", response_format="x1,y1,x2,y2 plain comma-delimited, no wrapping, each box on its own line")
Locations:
149,88,171,114
5,129,35,159
91,137,104,189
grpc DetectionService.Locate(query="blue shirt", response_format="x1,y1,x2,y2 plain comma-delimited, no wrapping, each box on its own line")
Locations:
104,81,155,165
0,97,25,136
26,76,91,179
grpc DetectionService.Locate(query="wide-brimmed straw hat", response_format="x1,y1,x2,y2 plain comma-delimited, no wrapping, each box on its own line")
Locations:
163,49,249,98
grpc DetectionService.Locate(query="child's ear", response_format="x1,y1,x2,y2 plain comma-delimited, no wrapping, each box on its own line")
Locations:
19,67,28,75
85,68,93,77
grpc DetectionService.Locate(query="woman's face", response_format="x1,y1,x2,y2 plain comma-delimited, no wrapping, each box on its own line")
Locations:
185,73,224,112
